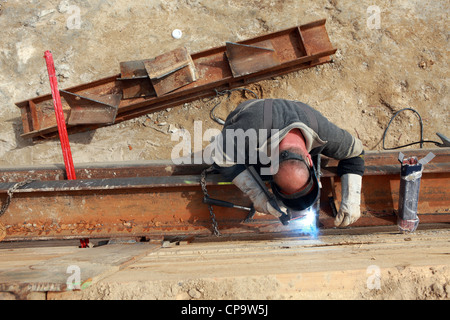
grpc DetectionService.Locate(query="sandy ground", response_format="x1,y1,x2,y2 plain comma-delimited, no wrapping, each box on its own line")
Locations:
0,0,448,300
0,0,448,165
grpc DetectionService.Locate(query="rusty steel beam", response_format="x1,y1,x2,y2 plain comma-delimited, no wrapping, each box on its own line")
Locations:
1,149,449,182
0,149,448,241
16,19,336,141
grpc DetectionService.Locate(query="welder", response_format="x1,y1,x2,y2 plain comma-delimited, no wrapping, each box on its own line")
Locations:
205,99,365,227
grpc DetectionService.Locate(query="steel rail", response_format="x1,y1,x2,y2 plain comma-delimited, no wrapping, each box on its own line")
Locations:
0,149,448,241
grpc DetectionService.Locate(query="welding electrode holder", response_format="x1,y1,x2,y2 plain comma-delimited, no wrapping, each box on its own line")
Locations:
397,152,435,233
245,165,291,225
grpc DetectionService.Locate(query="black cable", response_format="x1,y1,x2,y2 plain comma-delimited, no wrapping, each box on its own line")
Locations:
210,88,259,125
382,108,441,150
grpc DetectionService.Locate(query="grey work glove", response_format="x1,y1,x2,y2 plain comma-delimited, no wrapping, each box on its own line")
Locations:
232,169,286,218
335,173,362,227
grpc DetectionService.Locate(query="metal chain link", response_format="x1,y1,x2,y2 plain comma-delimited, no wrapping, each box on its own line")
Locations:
0,179,34,218
200,167,221,236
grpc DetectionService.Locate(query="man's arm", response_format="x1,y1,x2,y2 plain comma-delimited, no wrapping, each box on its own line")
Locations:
335,152,365,227
310,109,365,227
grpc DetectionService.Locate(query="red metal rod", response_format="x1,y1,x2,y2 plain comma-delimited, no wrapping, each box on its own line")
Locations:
44,50,76,180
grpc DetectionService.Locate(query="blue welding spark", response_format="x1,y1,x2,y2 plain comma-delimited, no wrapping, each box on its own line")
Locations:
289,207,319,239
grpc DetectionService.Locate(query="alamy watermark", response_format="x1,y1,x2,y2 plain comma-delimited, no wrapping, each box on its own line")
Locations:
367,5,381,30
170,121,281,175
59,2,81,30
66,265,81,290
366,265,381,290
66,5,81,30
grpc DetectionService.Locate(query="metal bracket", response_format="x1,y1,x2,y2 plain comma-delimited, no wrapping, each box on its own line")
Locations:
60,90,121,125
226,41,280,77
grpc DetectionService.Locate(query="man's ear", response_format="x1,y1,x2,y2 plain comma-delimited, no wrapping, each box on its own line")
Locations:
306,153,313,167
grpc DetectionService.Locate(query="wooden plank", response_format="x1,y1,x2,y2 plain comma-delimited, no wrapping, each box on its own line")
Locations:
48,228,450,300
0,243,160,298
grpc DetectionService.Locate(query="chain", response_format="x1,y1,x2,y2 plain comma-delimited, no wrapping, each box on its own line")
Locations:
200,167,220,236
0,179,34,218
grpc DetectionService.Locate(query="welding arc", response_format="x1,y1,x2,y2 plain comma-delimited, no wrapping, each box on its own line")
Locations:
382,108,441,150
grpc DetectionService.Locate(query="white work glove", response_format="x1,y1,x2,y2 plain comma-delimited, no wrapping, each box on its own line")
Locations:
335,173,362,227
232,169,286,218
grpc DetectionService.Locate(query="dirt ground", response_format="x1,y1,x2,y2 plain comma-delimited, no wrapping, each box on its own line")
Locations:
0,0,448,165
0,0,448,300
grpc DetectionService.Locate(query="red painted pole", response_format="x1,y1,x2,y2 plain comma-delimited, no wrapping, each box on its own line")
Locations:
44,50,76,180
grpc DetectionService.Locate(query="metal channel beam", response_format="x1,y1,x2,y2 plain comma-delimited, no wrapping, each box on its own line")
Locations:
0,149,448,241
16,19,336,141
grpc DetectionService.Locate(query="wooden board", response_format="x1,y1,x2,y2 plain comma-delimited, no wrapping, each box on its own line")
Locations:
0,242,160,299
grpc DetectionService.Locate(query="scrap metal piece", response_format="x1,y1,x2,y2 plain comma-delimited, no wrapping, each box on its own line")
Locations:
117,60,155,99
119,60,148,79
226,40,280,77
144,47,198,96
61,90,122,125
145,47,191,79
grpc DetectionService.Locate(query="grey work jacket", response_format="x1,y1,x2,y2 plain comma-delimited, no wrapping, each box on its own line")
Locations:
207,99,365,180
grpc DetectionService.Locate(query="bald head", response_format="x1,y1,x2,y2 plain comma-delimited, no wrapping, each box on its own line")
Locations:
273,148,311,195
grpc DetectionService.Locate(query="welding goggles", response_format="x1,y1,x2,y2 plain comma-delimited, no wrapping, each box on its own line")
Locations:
270,150,320,211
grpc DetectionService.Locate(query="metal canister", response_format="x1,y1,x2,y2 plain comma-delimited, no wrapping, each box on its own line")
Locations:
397,152,435,233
